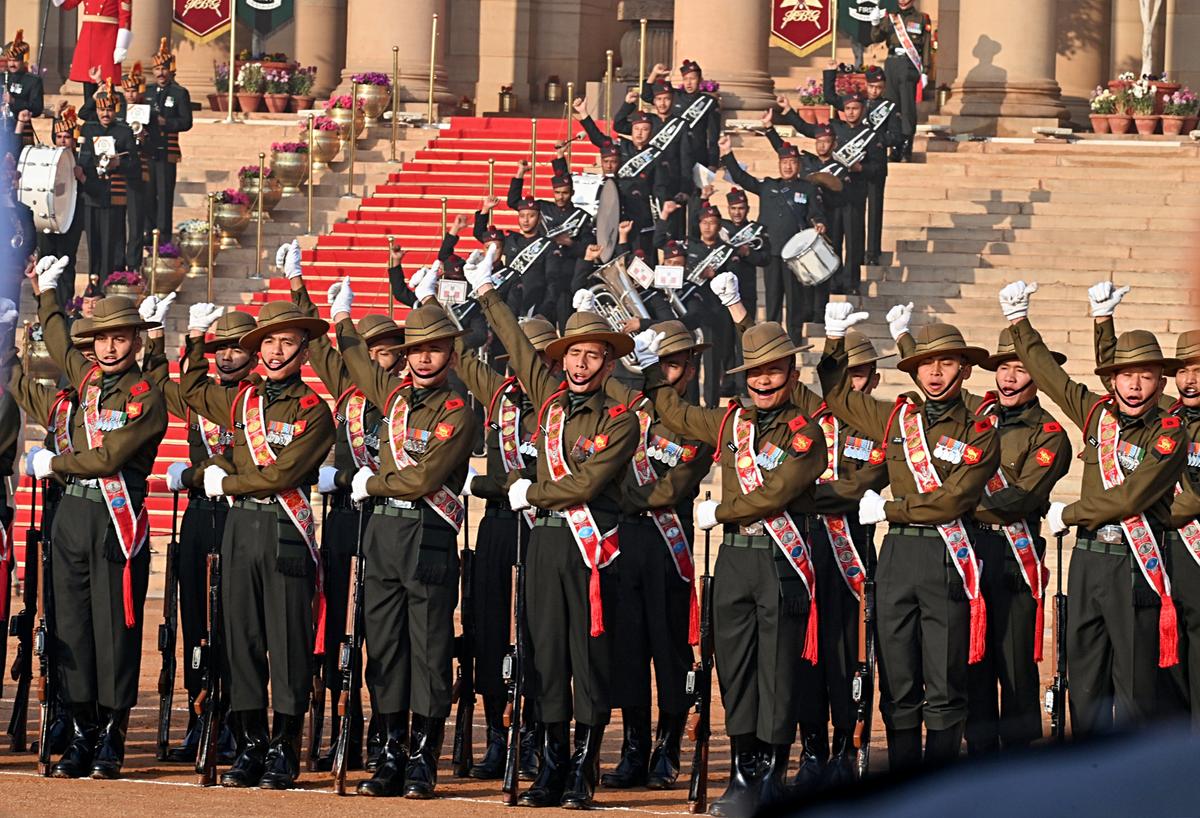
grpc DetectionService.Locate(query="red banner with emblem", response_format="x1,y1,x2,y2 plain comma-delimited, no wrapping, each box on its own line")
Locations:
771,0,835,58
173,0,232,44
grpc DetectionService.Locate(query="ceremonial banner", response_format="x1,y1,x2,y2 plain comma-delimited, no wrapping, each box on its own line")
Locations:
771,0,835,58
173,0,232,44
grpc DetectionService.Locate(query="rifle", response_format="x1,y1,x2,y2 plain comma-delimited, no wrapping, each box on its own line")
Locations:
451,503,475,777
7,477,39,751
686,491,714,815
306,495,329,772
155,489,181,760
851,559,876,778
332,503,366,795
35,480,61,776
194,533,223,785
1044,531,1068,742
501,514,526,805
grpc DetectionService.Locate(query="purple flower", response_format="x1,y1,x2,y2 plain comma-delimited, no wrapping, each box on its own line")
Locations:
104,269,146,288
156,242,181,259
271,141,309,153
351,71,391,87
216,189,252,206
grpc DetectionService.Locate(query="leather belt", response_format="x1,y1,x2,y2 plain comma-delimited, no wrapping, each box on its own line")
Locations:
723,533,772,549
484,505,519,519
372,502,420,520
1073,537,1128,557
376,497,417,510
68,477,100,488
65,483,104,502
82,14,120,23
535,508,567,519
233,496,276,510
1077,525,1124,545
887,525,942,538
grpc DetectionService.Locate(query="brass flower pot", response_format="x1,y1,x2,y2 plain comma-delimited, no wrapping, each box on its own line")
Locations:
356,84,391,119
311,129,341,169
270,150,310,195
26,339,60,383
212,202,251,249
141,257,187,295
240,173,284,214
105,283,145,305
178,231,216,273
327,106,365,140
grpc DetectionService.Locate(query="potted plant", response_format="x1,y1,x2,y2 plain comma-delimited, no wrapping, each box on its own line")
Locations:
1128,77,1158,135
499,83,514,113
796,78,825,125
176,219,216,273
289,65,317,112
236,49,291,75
103,269,147,303
269,142,311,195
832,62,866,97
324,94,365,139
212,189,252,248
210,62,237,111
263,66,291,113
302,116,342,168
1161,87,1198,135
352,71,392,119
1088,86,1116,133
1107,86,1133,134
236,62,265,113
238,164,284,215
142,241,186,294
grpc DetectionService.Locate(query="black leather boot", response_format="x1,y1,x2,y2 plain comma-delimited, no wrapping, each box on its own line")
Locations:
517,721,570,807
600,707,649,789
404,714,446,798
791,723,828,793
90,708,131,779
469,695,508,779
561,722,606,809
709,734,761,818
220,709,269,787
885,726,923,775
823,727,856,788
646,711,687,789
357,711,409,797
366,711,387,772
258,712,304,789
165,696,200,762
758,743,791,809
519,720,543,781
924,725,964,767
51,704,100,779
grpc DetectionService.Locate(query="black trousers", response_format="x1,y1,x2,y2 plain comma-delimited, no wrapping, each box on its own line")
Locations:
472,507,532,698
713,538,813,745
362,510,459,719
875,532,970,732
698,301,734,407
124,174,148,269
149,158,178,237
321,505,368,695
764,255,808,345
51,493,150,711
37,212,84,306
884,55,921,140
177,497,229,696
835,186,867,294
964,530,1043,750
221,504,315,716
85,204,125,278
1164,534,1200,726
526,522,618,726
610,517,694,715
866,175,887,261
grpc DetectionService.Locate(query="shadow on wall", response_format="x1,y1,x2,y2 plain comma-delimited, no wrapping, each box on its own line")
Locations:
955,35,1005,119
1055,0,1107,62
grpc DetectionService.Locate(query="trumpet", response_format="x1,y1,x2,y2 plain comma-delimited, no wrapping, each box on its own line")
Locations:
589,256,652,373
719,223,765,252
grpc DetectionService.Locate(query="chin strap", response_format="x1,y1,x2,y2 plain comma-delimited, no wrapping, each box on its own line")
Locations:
921,366,966,401
261,341,307,372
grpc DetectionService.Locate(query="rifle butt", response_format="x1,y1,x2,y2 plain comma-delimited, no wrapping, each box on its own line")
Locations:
687,742,708,814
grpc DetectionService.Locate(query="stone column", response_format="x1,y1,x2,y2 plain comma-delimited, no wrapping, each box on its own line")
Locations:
1166,0,1200,90
128,0,172,66
1054,0,1111,123
673,0,774,114
475,0,533,114
294,0,346,98
934,0,1067,135
341,0,451,112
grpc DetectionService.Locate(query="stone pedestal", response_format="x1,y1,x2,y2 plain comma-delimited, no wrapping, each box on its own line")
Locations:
674,0,774,114
341,0,451,114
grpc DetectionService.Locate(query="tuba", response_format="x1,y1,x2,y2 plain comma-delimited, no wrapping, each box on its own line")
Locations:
589,256,652,372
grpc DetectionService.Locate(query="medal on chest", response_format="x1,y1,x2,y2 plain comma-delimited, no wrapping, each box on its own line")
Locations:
933,435,966,464
1187,441,1200,470
1116,440,1144,473
266,419,305,447
756,441,787,472
843,435,876,462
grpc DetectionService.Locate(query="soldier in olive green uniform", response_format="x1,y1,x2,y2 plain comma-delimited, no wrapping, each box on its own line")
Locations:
27,256,169,780
464,246,640,810
285,244,405,772
181,301,335,790
329,284,478,800
820,303,1000,771
596,320,713,792
998,281,1187,735
632,316,826,818
1090,282,1200,726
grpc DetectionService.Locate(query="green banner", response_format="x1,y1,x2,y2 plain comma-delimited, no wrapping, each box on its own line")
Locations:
237,0,295,37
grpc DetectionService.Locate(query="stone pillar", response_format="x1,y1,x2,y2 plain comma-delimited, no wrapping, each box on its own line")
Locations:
1054,0,1111,123
341,0,451,112
934,0,1067,135
295,0,346,97
475,0,533,114
673,0,773,113
128,0,172,67
1110,0,1164,77
1166,0,1200,90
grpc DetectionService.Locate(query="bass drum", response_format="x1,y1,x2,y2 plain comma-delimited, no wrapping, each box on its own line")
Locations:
782,228,840,286
594,176,621,262
18,144,78,234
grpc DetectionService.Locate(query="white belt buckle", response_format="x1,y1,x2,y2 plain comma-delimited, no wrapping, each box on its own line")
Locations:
79,478,99,489
894,47,907,55
1097,525,1123,545
740,522,766,537
387,498,416,510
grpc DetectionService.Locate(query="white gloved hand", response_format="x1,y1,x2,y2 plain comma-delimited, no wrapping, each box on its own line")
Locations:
696,499,719,531
24,446,45,477
165,462,187,492
143,291,175,325
572,288,596,313
188,302,224,332
858,489,887,525
824,301,870,339
633,328,664,369
508,477,532,511
351,466,373,503
462,466,479,497
138,295,160,323
113,28,131,65
1046,501,1067,535
36,254,67,292
999,280,1039,321
886,302,914,341
710,271,741,307
327,276,354,319
30,448,54,479
411,264,440,303
203,465,228,498
275,240,303,279
318,465,338,494
464,245,498,293
1087,281,1130,318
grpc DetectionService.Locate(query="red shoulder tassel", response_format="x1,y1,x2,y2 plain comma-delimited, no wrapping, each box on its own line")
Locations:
968,594,987,664
1033,564,1049,664
123,560,136,629
312,590,327,656
1159,594,1179,668
588,563,605,637
687,579,700,647
802,596,819,665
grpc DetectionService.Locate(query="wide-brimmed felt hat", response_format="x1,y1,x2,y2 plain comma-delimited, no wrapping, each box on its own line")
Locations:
1174,330,1200,365
1094,329,1181,376
545,311,634,360
70,317,95,347
239,301,328,351
896,323,989,374
653,319,709,357
203,310,258,352
394,302,465,351
727,322,809,375
844,330,893,368
358,313,406,347
72,296,155,337
496,316,559,361
981,326,1065,371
